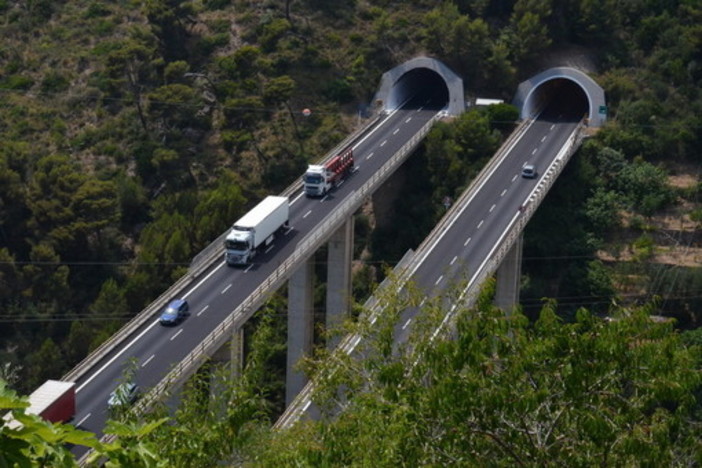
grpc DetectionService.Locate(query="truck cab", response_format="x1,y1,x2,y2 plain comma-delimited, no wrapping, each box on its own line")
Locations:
224,228,254,265
303,165,328,196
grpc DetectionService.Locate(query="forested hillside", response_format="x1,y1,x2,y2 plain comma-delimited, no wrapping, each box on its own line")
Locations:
1,0,701,440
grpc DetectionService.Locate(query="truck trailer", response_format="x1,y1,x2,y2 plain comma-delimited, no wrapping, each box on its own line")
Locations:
224,196,290,266
303,147,354,196
26,380,76,423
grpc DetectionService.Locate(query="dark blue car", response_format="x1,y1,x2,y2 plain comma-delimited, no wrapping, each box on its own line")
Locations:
159,299,189,326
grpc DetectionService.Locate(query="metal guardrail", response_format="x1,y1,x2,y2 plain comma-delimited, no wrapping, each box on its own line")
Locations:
276,119,586,429
188,113,384,277
442,120,587,327
65,114,383,387
78,111,443,462
134,113,443,411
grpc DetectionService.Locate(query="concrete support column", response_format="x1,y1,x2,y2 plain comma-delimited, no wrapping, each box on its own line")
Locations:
208,327,244,405
495,234,523,314
286,257,315,406
211,327,244,377
326,217,354,349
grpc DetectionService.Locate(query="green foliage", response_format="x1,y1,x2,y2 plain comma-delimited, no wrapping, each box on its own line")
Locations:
253,284,702,466
0,75,34,90
0,380,98,467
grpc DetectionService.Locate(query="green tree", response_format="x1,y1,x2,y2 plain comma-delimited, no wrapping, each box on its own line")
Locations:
509,0,553,66
0,380,97,467
253,280,702,465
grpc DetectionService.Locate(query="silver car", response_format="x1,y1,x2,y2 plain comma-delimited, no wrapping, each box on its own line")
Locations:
521,164,537,179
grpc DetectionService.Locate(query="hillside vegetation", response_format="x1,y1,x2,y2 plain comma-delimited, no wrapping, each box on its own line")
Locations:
1,0,702,454
2,279,701,465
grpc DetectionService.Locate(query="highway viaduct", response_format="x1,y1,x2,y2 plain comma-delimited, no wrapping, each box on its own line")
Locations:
54,57,605,459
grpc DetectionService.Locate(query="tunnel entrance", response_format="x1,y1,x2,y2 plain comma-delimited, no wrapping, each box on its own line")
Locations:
373,57,464,116
513,67,606,127
386,68,450,111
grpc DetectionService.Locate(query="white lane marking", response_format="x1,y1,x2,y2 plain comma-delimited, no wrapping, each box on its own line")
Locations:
184,260,225,299
418,106,424,111
398,111,540,284
77,320,159,392
489,204,496,213
303,210,312,219
450,256,458,265
531,148,537,155
501,189,507,197
550,124,555,130
78,260,227,392
348,335,361,353
402,318,412,330
366,152,374,160
284,227,293,235
244,264,253,273
302,401,311,412
477,220,484,229
170,329,183,341
512,175,518,182
197,305,209,317
352,102,407,148
141,354,155,367
393,128,399,135
76,413,91,427
431,209,523,342
405,117,412,123
435,275,443,286
380,140,387,147
291,190,305,205
264,244,275,254
419,298,427,307
541,136,546,142
221,284,232,294
464,237,472,246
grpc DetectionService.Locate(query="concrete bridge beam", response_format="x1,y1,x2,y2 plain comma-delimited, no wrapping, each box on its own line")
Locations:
326,217,354,349
286,257,315,406
494,233,523,314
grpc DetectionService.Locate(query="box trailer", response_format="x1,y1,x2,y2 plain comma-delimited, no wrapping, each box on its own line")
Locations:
224,196,290,266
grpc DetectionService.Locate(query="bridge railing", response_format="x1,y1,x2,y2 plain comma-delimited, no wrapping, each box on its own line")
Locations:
188,112,384,277
133,113,444,415
64,113,382,386
276,118,587,429
445,119,588,326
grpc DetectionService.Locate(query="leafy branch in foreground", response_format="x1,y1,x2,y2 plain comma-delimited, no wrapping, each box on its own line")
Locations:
254,278,702,466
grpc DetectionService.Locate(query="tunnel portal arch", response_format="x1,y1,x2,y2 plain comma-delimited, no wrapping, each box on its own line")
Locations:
513,67,606,126
373,57,464,116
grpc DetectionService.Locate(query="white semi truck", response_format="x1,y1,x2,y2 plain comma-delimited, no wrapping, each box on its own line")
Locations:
224,196,290,266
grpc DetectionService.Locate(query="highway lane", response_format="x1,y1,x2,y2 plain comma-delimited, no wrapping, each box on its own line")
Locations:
395,97,585,342
71,92,446,440
278,96,589,428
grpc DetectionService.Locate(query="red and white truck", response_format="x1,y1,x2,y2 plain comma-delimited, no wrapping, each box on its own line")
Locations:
303,147,354,196
5,380,77,427
25,380,76,423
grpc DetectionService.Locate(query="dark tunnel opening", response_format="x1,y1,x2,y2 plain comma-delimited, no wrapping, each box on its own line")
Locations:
389,68,450,111
531,79,590,123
